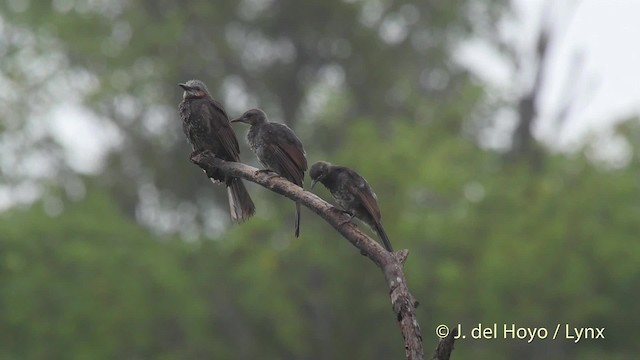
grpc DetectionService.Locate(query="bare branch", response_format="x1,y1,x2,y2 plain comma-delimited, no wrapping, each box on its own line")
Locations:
509,0,589,163
510,12,549,160
191,150,426,360
432,326,457,360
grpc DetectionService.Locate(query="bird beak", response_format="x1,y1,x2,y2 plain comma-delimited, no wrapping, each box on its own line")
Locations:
178,83,189,90
311,179,318,189
230,117,244,124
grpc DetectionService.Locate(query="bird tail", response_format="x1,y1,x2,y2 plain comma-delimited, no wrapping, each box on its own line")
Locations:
225,178,256,222
373,221,394,252
294,201,301,237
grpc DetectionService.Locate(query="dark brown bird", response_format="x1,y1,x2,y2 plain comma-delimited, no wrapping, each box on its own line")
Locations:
178,79,255,222
231,109,307,237
310,161,393,252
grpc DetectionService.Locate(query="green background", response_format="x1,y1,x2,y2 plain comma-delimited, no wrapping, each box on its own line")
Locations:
1,1,638,359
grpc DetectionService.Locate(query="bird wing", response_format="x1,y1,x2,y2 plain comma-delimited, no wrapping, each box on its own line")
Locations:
268,123,307,186
201,99,241,160
345,169,381,221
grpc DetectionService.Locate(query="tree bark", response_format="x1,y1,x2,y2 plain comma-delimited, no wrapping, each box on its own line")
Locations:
191,151,433,360
432,326,457,360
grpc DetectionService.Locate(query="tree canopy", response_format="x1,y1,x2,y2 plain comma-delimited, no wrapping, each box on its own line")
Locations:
0,1,638,359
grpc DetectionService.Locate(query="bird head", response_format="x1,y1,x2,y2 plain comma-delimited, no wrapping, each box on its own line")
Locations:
179,79,209,99
231,108,268,126
309,161,332,189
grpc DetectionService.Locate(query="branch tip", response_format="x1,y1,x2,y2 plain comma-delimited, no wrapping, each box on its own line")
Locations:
190,154,430,360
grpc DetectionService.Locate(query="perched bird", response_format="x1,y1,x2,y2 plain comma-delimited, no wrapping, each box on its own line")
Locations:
231,109,307,237
178,79,255,222
309,161,393,252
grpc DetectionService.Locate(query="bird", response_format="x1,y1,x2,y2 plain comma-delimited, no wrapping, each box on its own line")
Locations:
309,161,394,252
178,79,255,222
231,109,307,237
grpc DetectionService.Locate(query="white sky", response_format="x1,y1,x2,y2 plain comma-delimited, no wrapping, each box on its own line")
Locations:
546,0,640,119
51,0,640,172
527,0,640,146
3,0,636,212
461,0,640,151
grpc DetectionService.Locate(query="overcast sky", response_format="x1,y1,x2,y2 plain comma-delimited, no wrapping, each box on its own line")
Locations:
460,0,640,156
51,0,640,172
539,0,640,129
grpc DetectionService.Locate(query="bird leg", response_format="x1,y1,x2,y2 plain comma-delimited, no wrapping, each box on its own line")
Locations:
190,149,215,163
255,168,280,180
190,150,219,179
334,209,355,226
339,214,356,226
189,149,203,161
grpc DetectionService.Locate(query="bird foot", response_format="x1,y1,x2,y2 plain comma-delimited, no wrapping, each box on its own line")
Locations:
190,150,217,178
335,210,355,226
255,169,280,179
190,149,215,163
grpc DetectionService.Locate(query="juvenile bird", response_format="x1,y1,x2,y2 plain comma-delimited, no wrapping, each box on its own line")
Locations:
309,161,393,252
231,109,307,237
179,79,255,222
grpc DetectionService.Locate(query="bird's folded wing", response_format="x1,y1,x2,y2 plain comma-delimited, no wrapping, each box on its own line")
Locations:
270,142,306,186
215,125,241,160
202,101,241,160
348,175,381,221
269,123,307,186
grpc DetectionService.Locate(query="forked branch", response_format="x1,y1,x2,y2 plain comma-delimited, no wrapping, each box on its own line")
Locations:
192,151,454,360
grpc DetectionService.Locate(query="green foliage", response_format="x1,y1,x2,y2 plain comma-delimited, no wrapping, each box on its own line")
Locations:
0,0,638,359
0,0,507,229
2,118,639,359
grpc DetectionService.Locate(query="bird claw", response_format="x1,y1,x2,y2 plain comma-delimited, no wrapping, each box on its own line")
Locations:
189,150,202,162
190,149,215,163
336,210,355,226
190,150,217,178
255,169,280,179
